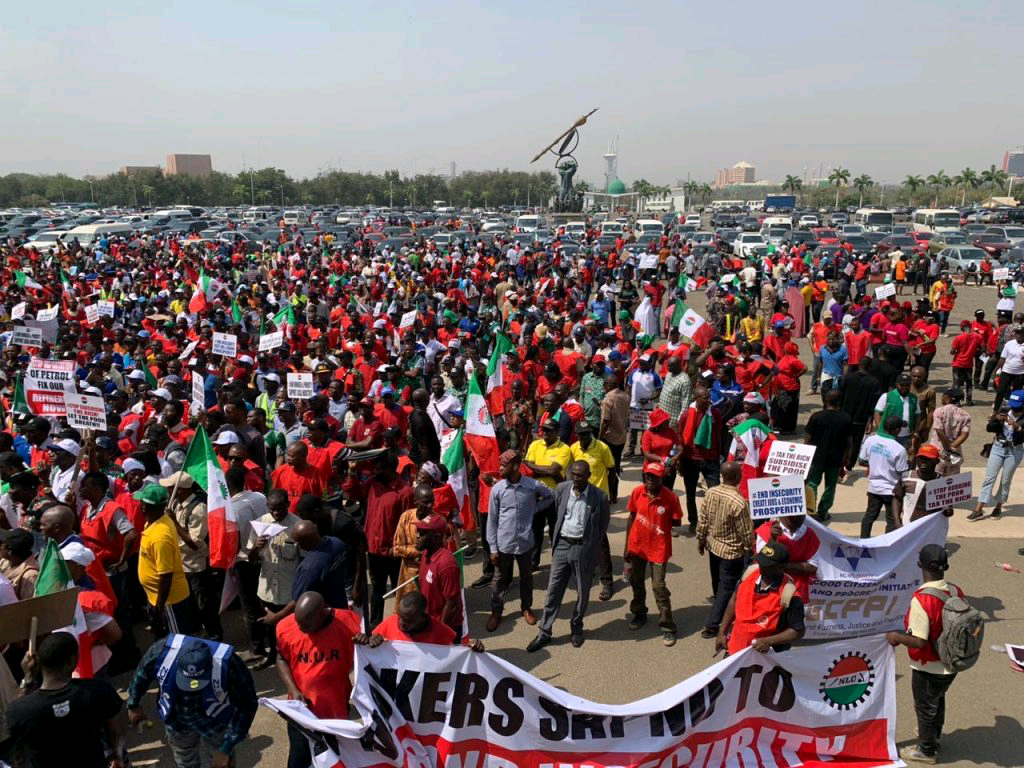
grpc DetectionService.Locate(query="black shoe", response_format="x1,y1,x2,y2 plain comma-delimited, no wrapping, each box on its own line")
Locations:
700,626,719,639
463,546,478,559
570,634,584,648
1017,547,1024,556
254,657,276,670
526,634,551,653
598,586,613,601
628,614,647,630
687,523,697,536
471,574,493,589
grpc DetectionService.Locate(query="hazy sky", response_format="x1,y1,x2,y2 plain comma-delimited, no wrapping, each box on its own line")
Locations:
3,0,1021,186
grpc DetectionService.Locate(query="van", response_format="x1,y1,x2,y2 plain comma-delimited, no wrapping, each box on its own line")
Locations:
634,219,665,236
564,221,587,237
63,223,134,247
600,221,625,236
282,210,305,226
761,216,793,230
153,209,193,220
515,215,544,232
243,209,271,223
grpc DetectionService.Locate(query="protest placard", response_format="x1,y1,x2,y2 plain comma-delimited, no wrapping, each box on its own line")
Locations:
924,472,973,510
399,310,417,329
287,372,314,400
994,267,1011,281
258,331,284,351
192,372,205,414
212,332,237,357
11,325,43,348
748,474,806,520
11,302,26,320
875,282,896,300
177,340,198,361
844,262,855,276
0,588,80,646
36,305,59,322
84,303,100,325
97,300,115,317
763,440,817,478
63,392,107,431
638,252,658,270
25,358,75,415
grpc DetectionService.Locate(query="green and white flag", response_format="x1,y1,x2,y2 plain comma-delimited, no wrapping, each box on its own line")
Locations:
14,270,42,290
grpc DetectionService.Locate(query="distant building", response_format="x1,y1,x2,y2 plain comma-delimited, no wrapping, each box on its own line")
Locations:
714,161,755,189
1004,147,1024,178
121,165,160,176
166,154,212,178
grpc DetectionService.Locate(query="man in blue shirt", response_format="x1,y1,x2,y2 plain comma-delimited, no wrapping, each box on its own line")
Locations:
819,332,849,398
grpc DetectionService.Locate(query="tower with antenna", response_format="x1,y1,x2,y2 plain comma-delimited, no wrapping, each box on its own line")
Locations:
603,139,618,194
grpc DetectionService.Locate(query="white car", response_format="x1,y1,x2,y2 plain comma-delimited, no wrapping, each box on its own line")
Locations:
481,219,509,233
798,214,819,229
732,233,766,258
24,230,68,253
685,214,702,226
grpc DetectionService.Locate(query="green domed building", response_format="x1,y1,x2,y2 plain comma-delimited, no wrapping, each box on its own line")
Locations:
606,178,626,195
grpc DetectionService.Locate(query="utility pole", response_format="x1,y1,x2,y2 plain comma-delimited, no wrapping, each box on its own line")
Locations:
249,168,255,206
389,181,393,208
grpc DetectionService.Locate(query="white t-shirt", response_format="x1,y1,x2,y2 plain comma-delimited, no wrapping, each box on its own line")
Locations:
1001,339,1024,374
858,434,909,495
874,393,916,437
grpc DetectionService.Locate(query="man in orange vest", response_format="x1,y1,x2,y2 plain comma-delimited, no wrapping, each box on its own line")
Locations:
716,540,806,655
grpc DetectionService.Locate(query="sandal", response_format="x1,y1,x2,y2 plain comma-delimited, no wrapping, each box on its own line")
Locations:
967,509,984,521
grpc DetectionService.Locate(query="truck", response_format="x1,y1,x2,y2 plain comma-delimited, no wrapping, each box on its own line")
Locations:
763,194,796,212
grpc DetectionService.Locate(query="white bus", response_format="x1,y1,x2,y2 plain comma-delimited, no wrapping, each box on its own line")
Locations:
913,209,960,234
710,199,745,210
854,208,894,231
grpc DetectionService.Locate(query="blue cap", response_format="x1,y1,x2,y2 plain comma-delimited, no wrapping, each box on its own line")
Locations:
174,639,214,692
1008,390,1024,409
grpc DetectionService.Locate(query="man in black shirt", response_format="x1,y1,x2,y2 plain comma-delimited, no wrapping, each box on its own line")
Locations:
804,389,852,522
409,388,441,465
839,357,881,470
871,346,899,392
3,633,125,768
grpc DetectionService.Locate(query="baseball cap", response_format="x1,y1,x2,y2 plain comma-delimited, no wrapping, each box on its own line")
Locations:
151,388,173,401
50,439,81,458
918,544,949,572
122,458,146,474
1009,390,1024,409
943,387,964,402
642,461,665,477
414,514,447,533
127,370,147,382
174,639,215,692
756,541,789,568
917,444,940,459
61,541,96,566
133,483,169,505
159,471,195,490
213,431,240,446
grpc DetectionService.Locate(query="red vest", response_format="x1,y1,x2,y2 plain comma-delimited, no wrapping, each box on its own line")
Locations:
80,500,126,569
906,583,964,665
75,588,116,679
728,567,797,655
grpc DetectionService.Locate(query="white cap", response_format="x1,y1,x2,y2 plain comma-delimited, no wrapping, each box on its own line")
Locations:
263,373,281,383
237,355,254,365
60,541,95,566
151,388,173,401
52,438,81,457
127,370,147,381
212,431,240,446
122,458,145,474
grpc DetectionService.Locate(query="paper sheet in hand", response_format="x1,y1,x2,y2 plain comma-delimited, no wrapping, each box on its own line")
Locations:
250,520,288,539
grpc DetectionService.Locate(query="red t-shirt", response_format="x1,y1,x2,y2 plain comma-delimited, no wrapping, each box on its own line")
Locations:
626,485,680,564
950,331,981,368
270,464,326,513
419,547,462,633
844,330,873,366
373,613,457,646
640,426,679,460
276,608,361,718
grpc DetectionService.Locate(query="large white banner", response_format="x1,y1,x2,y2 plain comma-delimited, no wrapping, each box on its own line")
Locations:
801,514,948,639
262,636,899,768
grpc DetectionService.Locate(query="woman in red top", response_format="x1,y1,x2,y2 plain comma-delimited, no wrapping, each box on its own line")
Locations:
907,310,940,373
880,308,910,374
641,408,680,491
770,342,807,435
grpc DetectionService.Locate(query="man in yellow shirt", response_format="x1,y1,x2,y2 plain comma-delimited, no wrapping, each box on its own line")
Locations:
135,483,198,639
524,421,572,568
568,422,615,495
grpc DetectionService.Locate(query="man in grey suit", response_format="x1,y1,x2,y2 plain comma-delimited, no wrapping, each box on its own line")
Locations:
527,461,610,651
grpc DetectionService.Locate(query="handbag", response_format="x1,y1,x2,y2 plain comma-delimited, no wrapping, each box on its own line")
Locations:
981,442,992,458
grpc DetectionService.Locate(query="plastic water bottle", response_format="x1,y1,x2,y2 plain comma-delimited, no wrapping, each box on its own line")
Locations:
995,562,1022,573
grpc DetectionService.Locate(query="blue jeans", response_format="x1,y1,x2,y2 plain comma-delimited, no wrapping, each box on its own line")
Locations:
979,441,1024,504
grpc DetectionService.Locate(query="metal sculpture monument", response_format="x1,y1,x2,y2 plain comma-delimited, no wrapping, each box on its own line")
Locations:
530,109,598,213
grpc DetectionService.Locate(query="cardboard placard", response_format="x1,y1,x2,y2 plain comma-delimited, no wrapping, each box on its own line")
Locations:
11,302,26,320
763,441,817,478
11,325,43,347
748,474,806,520
25,358,76,415
638,252,659,270
287,372,314,400
192,372,205,415
924,472,973,511
63,392,107,431
97,300,115,317
259,331,284,352
994,268,1011,281
178,340,199,361
36,305,59,322
212,332,237,358
399,310,417,329
0,587,80,646
84,303,100,325
875,282,896,300
844,262,855,276
629,406,652,431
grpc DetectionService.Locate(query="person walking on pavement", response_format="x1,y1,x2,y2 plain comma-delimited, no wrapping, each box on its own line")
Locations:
859,415,910,537
928,388,970,476
624,463,682,646
599,373,630,503
485,450,555,632
127,635,258,768
971,390,1024,521
527,461,610,652
886,545,966,764
804,389,852,521
696,462,753,640
839,357,881,473
678,386,722,534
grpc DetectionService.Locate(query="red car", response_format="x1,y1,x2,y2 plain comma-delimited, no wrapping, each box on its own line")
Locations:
972,234,1012,257
911,231,934,245
811,227,839,245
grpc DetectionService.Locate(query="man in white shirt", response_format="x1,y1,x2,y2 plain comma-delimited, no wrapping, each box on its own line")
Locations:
858,414,909,537
994,324,1024,409
428,376,461,440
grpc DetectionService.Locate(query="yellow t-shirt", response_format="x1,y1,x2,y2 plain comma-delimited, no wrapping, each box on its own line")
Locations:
138,513,190,607
524,438,572,490
569,439,615,495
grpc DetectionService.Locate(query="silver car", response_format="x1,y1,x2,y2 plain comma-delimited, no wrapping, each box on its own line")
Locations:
937,246,990,274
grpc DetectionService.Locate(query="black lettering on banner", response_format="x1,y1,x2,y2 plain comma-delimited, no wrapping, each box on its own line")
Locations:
363,665,420,721
733,664,763,713
488,677,524,736
609,716,625,739
758,668,795,712
538,696,569,741
571,713,606,740
647,679,725,738
418,672,451,724
689,677,724,728
449,672,489,728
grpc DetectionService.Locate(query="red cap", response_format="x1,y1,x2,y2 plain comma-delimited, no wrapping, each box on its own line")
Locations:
414,514,447,533
642,461,666,477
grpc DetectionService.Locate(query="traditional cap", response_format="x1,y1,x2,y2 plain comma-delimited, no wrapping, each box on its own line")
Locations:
499,449,521,464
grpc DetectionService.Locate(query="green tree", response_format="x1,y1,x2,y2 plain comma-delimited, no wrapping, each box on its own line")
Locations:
981,164,1009,195
828,167,850,207
904,175,924,206
853,174,873,207
783,174,803,201
953,168,980,205
926,171,951,207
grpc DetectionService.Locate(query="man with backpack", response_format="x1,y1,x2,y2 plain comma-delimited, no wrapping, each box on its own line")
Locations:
887,544,983,764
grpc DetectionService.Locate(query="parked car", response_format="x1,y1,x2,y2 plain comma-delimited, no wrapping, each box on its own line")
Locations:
798,214,820,229
875,235,918,255
811,227,840,245
938,246,989,274
972,234,1013,257
732,233,766,258
928,233,970,254
985,226,1024,246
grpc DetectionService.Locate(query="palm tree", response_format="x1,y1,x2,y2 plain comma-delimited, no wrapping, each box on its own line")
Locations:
953,168,980,206
828,167,850,207
981,164,1010,195
699,183,713,205
783,174,803,201
904,175,924,206
925,171,951,207
853,174,874,207
683,181,699,210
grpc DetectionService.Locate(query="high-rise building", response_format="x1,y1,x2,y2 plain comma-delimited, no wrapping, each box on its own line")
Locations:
166,154,212,178
714,161,755,189
1004,147,1024,177
121,165,161,176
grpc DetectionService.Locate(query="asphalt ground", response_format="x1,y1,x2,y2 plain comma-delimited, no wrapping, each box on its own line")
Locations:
116,279,1024,768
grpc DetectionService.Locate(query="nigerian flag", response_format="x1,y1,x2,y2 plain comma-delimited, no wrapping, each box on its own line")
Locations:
35,539,88,638
272,303,296,331
441,429,470,527
11,375,31,418
231,298,244,324
181,426,237,569
14,271,42,290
